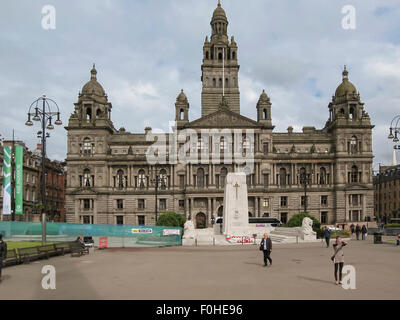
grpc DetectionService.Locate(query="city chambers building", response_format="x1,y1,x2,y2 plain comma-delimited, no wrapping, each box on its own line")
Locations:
65,2,374,227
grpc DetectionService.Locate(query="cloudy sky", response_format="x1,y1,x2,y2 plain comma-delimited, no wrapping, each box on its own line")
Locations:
0,0,399,171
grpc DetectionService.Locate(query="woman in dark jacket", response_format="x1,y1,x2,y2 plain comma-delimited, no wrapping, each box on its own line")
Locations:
361,225,368,240
260,233,272,267
332,236,347,285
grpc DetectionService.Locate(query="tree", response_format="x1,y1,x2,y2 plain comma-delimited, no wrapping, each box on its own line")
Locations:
156,211,186,228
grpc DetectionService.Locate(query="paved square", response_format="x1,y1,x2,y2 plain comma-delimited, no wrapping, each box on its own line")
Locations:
0,237,399,299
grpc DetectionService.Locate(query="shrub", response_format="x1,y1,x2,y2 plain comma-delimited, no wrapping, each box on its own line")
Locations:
156,211,186,228
385,223,400,228
331,230,351,238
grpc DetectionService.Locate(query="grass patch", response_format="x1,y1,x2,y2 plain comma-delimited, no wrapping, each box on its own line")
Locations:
6,241,56,250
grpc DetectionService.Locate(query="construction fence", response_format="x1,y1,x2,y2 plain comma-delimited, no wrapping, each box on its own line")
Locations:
0,221,182,247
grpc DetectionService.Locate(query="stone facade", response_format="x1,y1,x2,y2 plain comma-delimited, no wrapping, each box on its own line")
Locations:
373,164,400,223
0,142,66,222
65,2,374,227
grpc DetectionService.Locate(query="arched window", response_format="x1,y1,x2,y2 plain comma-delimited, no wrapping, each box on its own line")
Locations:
279,168,287,186
232,51,236,60
220,167,228,188
263,109,267,119
320,167,327,185
299,167,306,184
220,137,227,152
117,169,125,189
218,52,222,60
83,169,92,187
340,108,345,115
349,107,356,120
349,136,357,154
351,165,358,183
219,78,222,88
180,108,184,120
96,108,101,119
83,137,93,155
197,168,205,188
138,169,146,189
213,78,216,88
159,169,167,190
225,78,229,88
86,107,92,122
206,51,209,60
242,137,250,152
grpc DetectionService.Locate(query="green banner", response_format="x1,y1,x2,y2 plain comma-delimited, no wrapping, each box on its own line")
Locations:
2,146,11,215
15,145,23,215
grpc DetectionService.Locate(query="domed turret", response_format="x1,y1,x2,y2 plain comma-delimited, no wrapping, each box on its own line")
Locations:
176,89,188,103
212,0,227,21
258,89,270,103
81,64,106,97
335,66,357,97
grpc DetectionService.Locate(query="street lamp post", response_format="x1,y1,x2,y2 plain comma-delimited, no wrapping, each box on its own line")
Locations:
151,165,159,224
299,168,313,213
25,95,62,245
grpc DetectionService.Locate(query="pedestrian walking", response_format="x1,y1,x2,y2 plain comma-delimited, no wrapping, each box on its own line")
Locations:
324,226,332,248
361,225,368,240
397,234,400,246
259,233,272,267
350,224,355,235
0,234,7,282
355,224,361,240
331,236,348,285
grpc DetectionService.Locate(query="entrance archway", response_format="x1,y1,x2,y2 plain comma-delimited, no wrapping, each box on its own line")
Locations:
196,212,207,229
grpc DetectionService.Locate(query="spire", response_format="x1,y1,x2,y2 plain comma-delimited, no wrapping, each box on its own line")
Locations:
90,63,97,80
342,65,348,81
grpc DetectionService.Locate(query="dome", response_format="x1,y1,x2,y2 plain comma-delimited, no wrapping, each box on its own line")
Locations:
335,67,357,97
212,1,227,21
176,89,188,102
259,89,270,102
81,64,106,96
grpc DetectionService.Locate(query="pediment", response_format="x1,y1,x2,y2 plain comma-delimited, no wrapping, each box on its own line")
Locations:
71,188,99,196
186,109,262,129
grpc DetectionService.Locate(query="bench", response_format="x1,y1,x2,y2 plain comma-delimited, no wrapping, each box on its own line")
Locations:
4,249,19,266
17,246,48,264
54,242,73,255
69,242,89,257
39,244,60,258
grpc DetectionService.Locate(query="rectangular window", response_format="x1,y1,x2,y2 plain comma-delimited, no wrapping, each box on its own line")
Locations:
262,199,269,208
83,199,91,210
179,200,185,210
321,211,328,224
159,199,167,211
263,142,269,155
179,175,185,189
82,215,92,224
263,174,269,187
301,196,308,207
116,216,124,225
280,196,287,207
138,215,145,225
280,212,288,224
263,212,270,217
138,199,145,210
321,195,328,206
117,199,124,209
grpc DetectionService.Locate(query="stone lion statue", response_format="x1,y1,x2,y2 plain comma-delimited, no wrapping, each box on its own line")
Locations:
183,220,195,239
300,217,316,240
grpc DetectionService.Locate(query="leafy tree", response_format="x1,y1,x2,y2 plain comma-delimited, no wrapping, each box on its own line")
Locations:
156,211,186,228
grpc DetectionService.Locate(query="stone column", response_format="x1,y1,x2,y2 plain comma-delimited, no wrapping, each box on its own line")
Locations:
255,196,259,217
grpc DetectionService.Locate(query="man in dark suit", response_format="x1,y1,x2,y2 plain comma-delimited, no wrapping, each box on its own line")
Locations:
260,233,272,266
